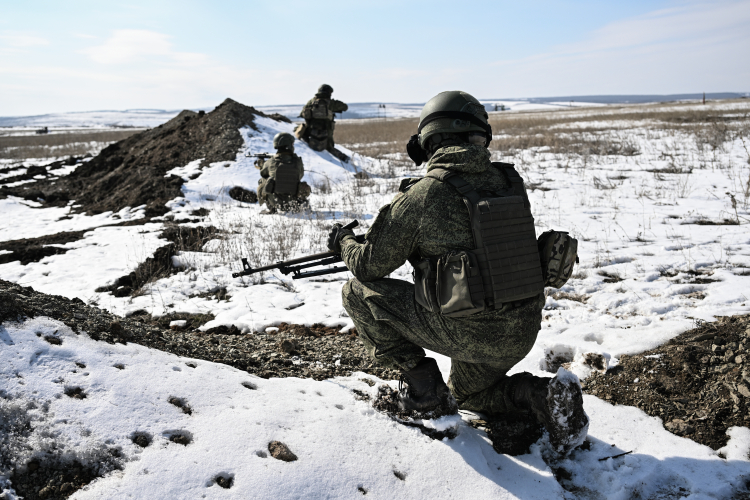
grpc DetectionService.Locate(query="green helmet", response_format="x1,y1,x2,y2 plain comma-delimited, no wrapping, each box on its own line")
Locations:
273,132,295,150
317,84,333,95
417,91,492,148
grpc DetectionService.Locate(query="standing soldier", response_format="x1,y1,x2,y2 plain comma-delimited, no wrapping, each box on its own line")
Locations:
256,132,311,214
327,91,588,456
297,84,349,162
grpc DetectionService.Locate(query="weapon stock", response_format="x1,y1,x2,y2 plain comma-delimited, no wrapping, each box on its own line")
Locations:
232,220,362,280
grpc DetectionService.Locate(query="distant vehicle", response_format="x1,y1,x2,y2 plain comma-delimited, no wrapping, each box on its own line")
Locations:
35,126,49,135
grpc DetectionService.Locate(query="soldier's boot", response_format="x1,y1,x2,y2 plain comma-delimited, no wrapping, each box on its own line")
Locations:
327,146,350,163
512,370,589,455
398,357,457,414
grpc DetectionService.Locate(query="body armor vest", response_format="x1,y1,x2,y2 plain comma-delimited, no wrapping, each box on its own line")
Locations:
425,162,544,307
271,157,300,196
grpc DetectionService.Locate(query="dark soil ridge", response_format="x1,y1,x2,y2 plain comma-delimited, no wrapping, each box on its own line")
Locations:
0,279,399,383
1,98,283,217
95,225,219,297
582,314,750,450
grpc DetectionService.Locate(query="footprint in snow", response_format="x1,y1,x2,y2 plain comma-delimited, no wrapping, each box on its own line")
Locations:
212,474,234,489
131,431,152,448
165,430,193,446
168,396,192,415
64,387,86,399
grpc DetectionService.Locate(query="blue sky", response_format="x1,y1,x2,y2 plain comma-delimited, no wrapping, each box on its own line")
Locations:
1,0,749,115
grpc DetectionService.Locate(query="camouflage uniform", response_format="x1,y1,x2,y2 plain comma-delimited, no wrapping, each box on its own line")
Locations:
257,152,311,211
300,96,348,151
340,144,544,416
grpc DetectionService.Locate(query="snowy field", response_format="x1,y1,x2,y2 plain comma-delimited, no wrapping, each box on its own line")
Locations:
0,99,610,130
2,99,750,498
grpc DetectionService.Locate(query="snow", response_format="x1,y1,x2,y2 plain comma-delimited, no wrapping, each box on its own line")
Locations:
1,100,612,130
3,319,749,499
2,99,750,498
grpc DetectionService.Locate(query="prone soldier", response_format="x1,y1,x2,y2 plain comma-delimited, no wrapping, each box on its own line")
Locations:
256,132,311,214
328,91,588,455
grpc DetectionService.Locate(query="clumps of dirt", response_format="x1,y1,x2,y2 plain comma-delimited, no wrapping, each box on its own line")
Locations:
96,225,218,297
372,385,459,440
168,397,192,415
10,459,107,500
213,474,234,489
128,311,216,332
0,231,86,265
2,98,284,217
43,335,62,345
275,322,356,338
63,387,86,400
268,441,297,462
166,431,192,446
0,395,122,500
583,314,750,450
130,432,152,448
228,186,257,203
0,279,400,383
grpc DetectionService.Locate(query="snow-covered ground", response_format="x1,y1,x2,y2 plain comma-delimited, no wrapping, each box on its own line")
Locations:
0,100,610,130
2,100,750,498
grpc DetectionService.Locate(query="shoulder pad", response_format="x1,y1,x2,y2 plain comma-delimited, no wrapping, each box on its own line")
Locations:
398,177,422,193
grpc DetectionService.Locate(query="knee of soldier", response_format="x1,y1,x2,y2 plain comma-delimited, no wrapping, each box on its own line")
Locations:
341,278,363,308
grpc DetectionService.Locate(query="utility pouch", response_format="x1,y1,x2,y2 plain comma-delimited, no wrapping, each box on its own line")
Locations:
264,178,276,194
436,251,485,317
537,230,579,288
293,122,307,139
413,258,439,313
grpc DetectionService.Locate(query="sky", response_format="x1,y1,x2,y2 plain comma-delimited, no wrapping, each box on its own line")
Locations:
1,0,749,115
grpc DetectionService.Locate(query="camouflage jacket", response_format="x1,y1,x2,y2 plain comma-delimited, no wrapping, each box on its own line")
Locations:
340,144,511,282
259,152,304,181
300,97,348,123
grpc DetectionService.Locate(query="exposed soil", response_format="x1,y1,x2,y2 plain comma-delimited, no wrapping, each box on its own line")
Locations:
0,231,86,265
583,314,750,450
372,385,459,440
94,225,218,297
8,459,109,500
1,99,283,217
0,279,400,383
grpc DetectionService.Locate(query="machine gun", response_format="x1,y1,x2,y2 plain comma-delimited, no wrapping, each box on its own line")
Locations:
232,220,364,280
245,152,273,168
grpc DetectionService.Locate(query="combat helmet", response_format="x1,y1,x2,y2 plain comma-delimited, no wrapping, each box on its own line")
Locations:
317,84,333,95
273,132,295,150
417,91,492,148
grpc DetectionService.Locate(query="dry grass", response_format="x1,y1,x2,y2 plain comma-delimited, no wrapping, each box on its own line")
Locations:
0,130,142,160
334,100,750,159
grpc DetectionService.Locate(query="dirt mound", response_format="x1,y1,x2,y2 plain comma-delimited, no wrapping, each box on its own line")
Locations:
583,315,750,450
3,99,283,217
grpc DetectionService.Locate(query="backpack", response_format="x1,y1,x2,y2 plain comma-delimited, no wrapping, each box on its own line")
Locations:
310,98,333,120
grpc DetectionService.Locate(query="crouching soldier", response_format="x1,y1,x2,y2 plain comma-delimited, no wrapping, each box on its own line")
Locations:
328,91,588,456
297,84,349,162
257,132,311,214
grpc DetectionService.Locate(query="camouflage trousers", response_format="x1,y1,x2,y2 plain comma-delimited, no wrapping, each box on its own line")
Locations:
258,179,311,211
304,120,335,152
342,278,544,416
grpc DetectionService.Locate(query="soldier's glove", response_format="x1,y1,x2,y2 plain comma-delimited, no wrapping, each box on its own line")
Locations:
406,134,428,166
327,223,355,254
